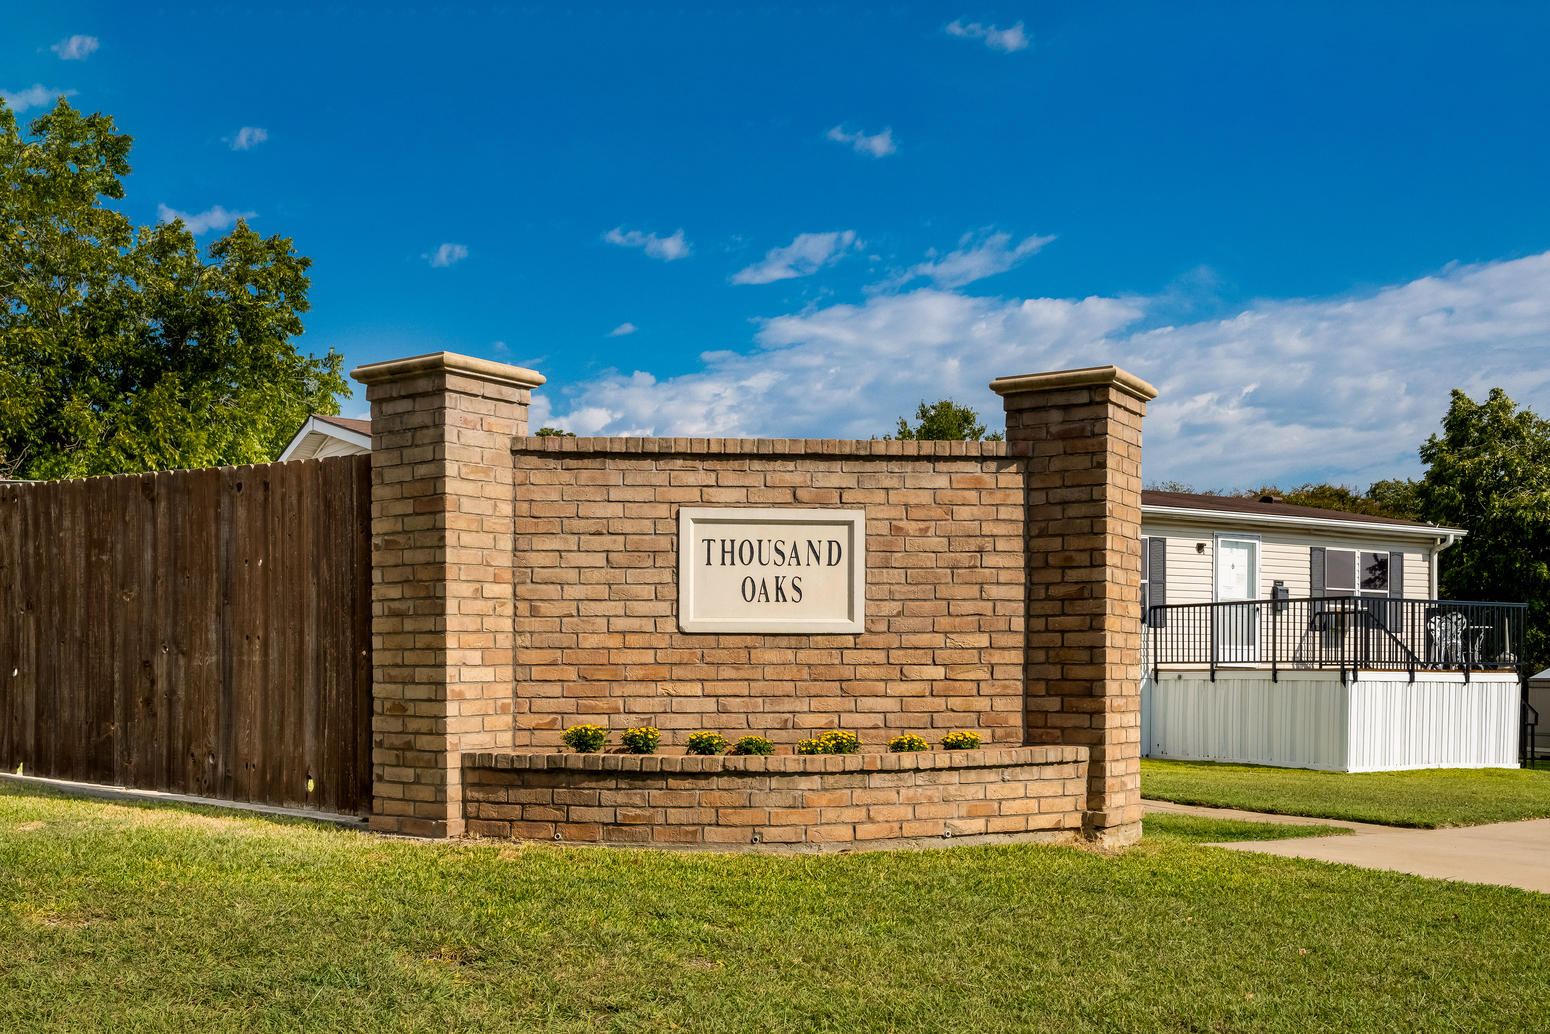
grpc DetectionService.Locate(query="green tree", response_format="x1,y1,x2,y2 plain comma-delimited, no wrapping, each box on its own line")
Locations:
0,98,347,480
1144,480,1209,494
1365,477,1423,520
1415,388,1550,672
1146,479,1418,520
889,399,1003,441
534,427,575,437
1239,482,1419,520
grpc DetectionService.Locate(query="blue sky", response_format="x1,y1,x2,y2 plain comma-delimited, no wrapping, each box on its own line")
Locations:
7,2,1550,487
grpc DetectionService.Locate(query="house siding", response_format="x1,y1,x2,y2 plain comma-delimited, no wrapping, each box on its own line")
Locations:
1145,670,1519,771
1141,516,1442,604
1404,552,1429,597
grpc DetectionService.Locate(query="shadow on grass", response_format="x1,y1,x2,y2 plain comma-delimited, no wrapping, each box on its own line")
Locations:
1140,758,1550,828
0,777,366,835
1143,812,1354,845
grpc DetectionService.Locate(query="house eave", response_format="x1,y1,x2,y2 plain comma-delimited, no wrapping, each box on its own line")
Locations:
1140,503,1466,542
278,416,373,461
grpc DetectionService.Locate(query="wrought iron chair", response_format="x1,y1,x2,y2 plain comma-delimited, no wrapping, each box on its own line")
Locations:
1426,611,1467,666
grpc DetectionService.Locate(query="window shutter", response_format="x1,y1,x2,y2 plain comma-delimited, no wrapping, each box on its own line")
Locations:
1310,547,1325,597
1388,552,1404,599
1148,537,1167,627
1139,538,1148,617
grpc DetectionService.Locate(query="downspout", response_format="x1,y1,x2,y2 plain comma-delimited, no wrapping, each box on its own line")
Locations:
1430,532,1459,599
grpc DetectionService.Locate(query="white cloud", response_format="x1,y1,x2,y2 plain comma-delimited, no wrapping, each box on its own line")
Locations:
156,203,256,234
537,251,1550,488
946,19,1030,53
543,289,1139,438
426,242,469,267
608,322,639,337
604,227,691,261
732,231,860,285
229,126,268,151
493,341,549,369
888,230,1055,289
526,392,555,431
51,35,100,60
826,125,896,158
1,84,77,112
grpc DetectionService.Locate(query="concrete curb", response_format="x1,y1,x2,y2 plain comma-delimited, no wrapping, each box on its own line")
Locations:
0,772,368,828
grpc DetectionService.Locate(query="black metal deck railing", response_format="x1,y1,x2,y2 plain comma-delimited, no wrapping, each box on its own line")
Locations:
1146,597,1527,684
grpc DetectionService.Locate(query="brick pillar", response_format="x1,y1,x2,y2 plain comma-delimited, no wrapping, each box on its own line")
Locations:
991,366,1156,846
352,351,545,837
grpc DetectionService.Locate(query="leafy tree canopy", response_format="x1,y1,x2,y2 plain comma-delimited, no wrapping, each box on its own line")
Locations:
1144,479,1421,521
0,98,347,480
534,427,575,437
888,399,1003,441
1364,477,1424,520
1143,479,1210,494
1245,482,1422,520
1415,388,1550,671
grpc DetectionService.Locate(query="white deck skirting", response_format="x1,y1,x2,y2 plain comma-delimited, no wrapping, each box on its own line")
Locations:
1141,669,1520,772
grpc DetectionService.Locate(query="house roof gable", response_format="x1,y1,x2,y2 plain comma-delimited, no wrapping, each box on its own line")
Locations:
277,413,372,461
313,414,371,436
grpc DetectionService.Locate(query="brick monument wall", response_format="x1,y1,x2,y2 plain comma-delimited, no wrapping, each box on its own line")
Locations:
507,438,1029,753
355,351,1155,845
462,745,1088,851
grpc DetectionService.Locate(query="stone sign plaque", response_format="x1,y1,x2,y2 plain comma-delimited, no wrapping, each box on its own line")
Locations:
677,507,866,634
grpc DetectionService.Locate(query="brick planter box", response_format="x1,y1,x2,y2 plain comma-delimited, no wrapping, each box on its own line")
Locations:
461,746,1089,852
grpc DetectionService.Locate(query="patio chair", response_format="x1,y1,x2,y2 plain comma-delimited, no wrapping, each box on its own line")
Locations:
1426,611,1467,666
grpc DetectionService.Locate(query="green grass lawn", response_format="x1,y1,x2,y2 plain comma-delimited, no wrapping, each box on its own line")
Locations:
1142,759,1550,828
3,785,1547,1033
1140,812,1352,844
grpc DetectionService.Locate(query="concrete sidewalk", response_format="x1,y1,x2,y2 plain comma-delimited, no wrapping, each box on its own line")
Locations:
1146,800,1550,894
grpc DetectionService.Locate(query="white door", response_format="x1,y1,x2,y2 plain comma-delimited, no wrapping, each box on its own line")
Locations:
1215,538,1259,663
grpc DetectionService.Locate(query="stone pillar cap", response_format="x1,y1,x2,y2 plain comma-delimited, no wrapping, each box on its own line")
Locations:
351,351,546,389
989,365,1156,403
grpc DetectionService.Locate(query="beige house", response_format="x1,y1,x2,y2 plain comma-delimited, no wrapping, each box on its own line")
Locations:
1140,491,1524,772
1140,489,1461,612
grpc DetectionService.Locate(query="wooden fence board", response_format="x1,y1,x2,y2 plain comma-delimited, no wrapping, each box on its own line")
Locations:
0,482,16,769
0,456,372,815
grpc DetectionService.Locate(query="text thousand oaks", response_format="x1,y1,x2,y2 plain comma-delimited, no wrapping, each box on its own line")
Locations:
699,535,845,605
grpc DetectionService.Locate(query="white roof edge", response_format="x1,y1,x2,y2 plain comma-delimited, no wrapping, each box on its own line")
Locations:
277,415,372,461
1141,503,1466,540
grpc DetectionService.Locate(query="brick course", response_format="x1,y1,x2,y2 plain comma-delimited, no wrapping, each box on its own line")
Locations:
463,746,1088,850
509,437,1029,754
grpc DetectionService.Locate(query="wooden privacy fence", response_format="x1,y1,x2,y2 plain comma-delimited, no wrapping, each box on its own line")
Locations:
0,454,372,815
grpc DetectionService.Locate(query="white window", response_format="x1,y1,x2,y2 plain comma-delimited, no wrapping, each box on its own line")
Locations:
1322,549,1390,599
